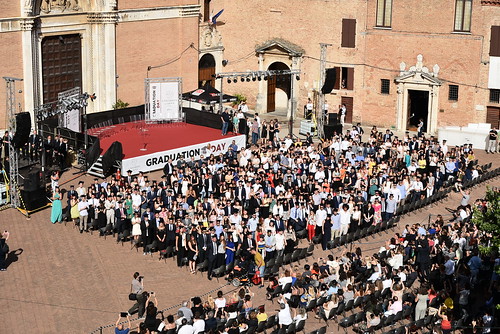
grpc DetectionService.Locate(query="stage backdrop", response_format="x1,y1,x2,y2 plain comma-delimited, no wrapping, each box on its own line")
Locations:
146,78,182,121
122,134,246,175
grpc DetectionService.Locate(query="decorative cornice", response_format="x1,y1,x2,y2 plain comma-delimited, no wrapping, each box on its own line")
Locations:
481,0,500,6
180,5,201,17
20,18,35,31
87,12,119,24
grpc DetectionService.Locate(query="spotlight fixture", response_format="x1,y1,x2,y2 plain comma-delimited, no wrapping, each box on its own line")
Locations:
296,75,300,80
227,78,232,84
252,76,257,81
233,77,238,83
264,75,268,81
246,76,251,82
258,76,262,81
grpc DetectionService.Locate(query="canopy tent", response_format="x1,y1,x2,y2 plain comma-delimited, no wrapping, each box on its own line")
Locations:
182,84,237,104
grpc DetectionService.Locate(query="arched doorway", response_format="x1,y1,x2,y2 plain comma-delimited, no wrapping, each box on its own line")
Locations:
267,62,290,112
198,53,216,88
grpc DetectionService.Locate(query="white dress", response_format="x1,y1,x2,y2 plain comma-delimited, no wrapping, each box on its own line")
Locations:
132,217,142,236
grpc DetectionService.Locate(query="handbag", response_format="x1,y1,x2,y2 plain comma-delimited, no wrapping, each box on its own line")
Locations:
193,254,197,261
128,293,137,301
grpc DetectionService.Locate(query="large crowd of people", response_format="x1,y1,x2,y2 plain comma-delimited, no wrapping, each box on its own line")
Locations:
45,116,498,333
119,191,498,334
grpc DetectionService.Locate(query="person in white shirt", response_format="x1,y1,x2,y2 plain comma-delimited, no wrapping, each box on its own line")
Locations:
78,195,89,233
192,314,205,334
278,296,293,328
275,230,286,257
314,168,326,183
339,204,351,236
315,205,327,237
229,212,242,226
239,101,249,113
177,319,195,334
131,189,142,212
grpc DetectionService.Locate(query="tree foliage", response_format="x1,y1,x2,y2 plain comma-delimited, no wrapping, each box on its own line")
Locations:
472,187,500,252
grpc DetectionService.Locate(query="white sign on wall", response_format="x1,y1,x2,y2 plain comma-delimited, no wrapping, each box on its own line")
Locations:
146,78,182,121
488,57,500,89
122,135,246,175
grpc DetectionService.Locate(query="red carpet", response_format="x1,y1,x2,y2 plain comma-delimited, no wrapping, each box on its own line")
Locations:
88,121,236,159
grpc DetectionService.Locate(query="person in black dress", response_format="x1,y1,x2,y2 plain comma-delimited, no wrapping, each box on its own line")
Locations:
156,222,167,252
363,202,374,228
269,120,275,142
260,120,268,145
187,234,198,274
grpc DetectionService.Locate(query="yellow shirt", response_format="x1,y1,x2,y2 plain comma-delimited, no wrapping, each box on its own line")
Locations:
257,313,268,323
254,252,265,268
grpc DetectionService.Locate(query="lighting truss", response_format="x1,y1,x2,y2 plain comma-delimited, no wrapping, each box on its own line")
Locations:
35,93,96,121
215,69,301,83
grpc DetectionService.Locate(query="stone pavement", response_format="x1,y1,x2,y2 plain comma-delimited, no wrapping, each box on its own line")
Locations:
0,149,498,334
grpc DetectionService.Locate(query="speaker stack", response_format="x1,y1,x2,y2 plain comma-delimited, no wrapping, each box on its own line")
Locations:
324,112,342,140
11,112,31,149
21,187,48,211
21,168,48,211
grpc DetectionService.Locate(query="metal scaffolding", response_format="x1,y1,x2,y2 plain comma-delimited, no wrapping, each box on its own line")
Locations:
3,76,23,212
317,43,332,139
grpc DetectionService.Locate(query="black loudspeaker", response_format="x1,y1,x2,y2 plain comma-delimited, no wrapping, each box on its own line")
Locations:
321,68,337,94
328,113,339,124
324,124,343,139
11,112,31,149
101,141,123,177
23,170,40,192
21,187,48,211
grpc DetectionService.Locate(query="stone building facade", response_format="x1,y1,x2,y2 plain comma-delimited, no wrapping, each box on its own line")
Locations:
0,0,200,129
199,0,500,133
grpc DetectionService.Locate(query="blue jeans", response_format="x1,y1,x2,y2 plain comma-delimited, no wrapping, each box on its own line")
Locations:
252,132,259,145
222,122,229,135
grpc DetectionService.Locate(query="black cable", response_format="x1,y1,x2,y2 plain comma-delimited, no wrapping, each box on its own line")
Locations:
303,55,491,91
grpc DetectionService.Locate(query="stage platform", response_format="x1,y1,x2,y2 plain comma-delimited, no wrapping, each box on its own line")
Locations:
88,121,246,174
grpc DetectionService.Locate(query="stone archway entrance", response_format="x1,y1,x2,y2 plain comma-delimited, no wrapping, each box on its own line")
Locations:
198,53,216,88
254,38,303,116
267,62,291,112
395,55,442,134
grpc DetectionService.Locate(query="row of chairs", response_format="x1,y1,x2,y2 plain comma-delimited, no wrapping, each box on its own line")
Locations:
395,189,450,216
462,167,500,189
233,316,306,334
319,216,401,250
178,244,316,282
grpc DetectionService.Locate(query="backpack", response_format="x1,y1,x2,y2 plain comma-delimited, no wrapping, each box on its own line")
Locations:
251,272,261,285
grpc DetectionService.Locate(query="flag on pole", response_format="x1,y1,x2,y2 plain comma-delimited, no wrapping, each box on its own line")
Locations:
211,9,224,25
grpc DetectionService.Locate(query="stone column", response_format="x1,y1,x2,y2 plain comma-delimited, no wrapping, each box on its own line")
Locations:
87,12,118,112
255,53,266,113
21,18,35,127
428,85,440,134
396,83,405,131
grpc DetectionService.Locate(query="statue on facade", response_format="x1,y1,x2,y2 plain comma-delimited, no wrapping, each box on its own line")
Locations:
40,0,80,14
40,0,51,13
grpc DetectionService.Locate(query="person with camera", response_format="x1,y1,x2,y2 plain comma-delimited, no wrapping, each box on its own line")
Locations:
129,272,148,318
144,292,161,332
115,313,131,334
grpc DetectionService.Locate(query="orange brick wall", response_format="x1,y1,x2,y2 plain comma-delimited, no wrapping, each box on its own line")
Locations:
118,0,198,10
205,0,500,129
0,1,20,18
116,16,199,106
0,31,24,130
